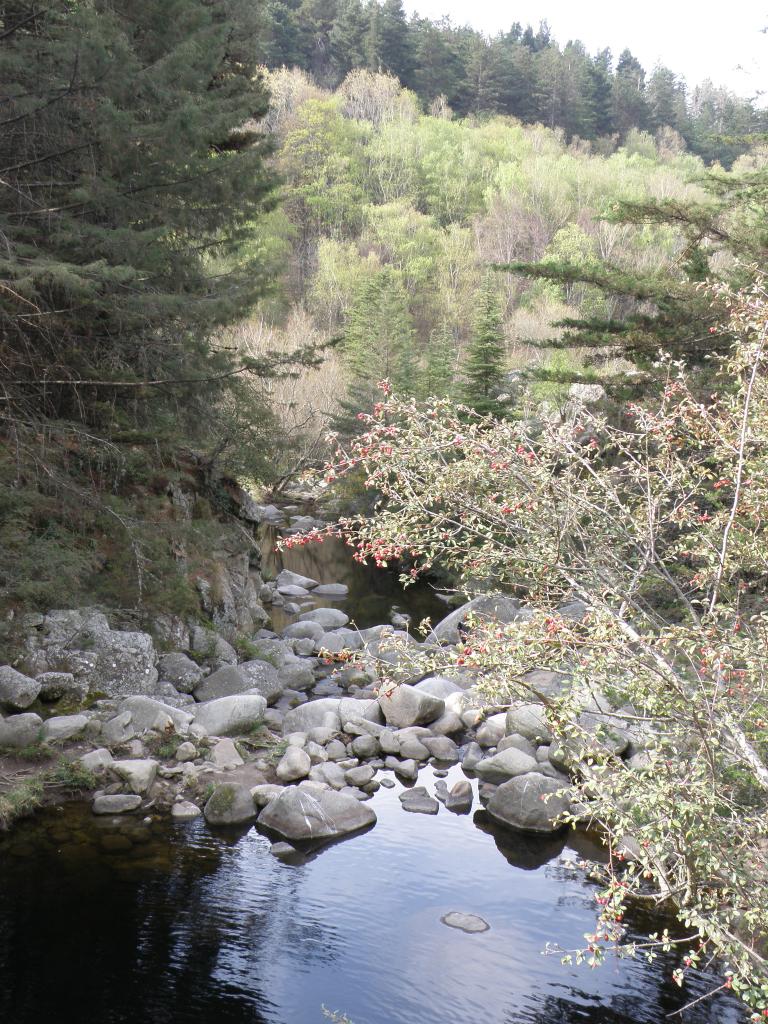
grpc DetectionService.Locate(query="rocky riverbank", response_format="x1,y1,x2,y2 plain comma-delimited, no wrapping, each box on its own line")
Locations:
0,505,650,857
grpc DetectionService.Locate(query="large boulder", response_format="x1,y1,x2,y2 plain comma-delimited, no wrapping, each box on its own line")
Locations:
192,694,266,736
35,671,89,704
193,665,248,703
41,714,89,743
426,594,532,645
299,608,349,631
119,696,193,735
111,759,158,794
474,747,540,784
157,653,203,694
505,703,553,744
204,783,258,826
413,676,464,700
275,746,311,782
282,697,342,734
486,773,571,834
276,569,319,591
34,609,159,698
0,713,42,748
258,786,376,842
339,697,383,729
0,666,40,710
377,684,444,728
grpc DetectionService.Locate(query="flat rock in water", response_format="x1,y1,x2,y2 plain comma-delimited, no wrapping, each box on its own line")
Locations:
299,608,349,631
171,801,202,821
441,912,490,934
276,569,319,591
204,783,258,826
378,684,444,729
312,583,349,597
93,794,142,815
401,793,439,815
258,786,376,841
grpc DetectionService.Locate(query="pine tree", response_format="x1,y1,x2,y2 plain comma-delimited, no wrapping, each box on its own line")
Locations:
0,0,308,609
335,269,415,432
378,0,414,87
419,321,456,398
613,49,651,136
500,168,768,388
328,0,368,84
462,285,507,415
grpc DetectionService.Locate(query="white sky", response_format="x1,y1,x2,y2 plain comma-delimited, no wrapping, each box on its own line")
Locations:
404,0,767,101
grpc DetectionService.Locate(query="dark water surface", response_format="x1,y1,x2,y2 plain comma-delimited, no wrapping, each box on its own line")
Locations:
0,764,744,1024
260,524,450,633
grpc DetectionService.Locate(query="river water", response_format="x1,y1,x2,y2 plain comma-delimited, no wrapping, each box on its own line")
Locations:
0,522,747,1023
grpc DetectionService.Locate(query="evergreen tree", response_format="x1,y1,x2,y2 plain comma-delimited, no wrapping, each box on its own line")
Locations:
419,322,456,398
647,65,689,138
296,0,337,85
501,169,768,386
378,0,414,87
0,0,308,609
462,284,507,415
328,0,368,84
335,269,415,432
613,49,651,136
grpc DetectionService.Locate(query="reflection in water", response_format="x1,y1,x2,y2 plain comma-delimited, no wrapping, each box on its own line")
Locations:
0,765,745,1024
260,524,449,632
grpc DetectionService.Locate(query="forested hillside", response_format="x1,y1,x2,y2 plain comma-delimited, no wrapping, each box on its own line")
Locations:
243,66,767,434
256,0,766,164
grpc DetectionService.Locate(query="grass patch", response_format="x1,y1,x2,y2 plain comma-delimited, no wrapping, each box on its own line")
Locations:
0,778,44,828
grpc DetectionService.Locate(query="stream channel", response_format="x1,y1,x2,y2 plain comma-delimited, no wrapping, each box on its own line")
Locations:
0,524,747,1024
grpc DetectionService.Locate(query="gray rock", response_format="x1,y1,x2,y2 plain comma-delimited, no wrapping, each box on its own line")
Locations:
101,710,136,746
79,747,114,771
441,912,489,933
429,711,465,736
487,773,571,834
350,734,379,758
258,786,376,841
505,703,553,744
157,653,203,694
0,712,43,749
345,765,375,787
498,733,538,758
446,780,473,813
41,714,88,743
307,726,335,746
397,736,430,760
93,794,142,815
193,665,250,703
277,663,315,692
282,697,341,734
175,741,197,762
203,783,258,825
240,661,285,704
475,747,540,784
299,608,349,631
339,697,382,729
378,729,400,755
276,569,319,590
401,792,439,814
304,740,328,764
171,801,202,821
378,684,444,729
422,735,459,763
190,627,238,667
414,676,464,699
193,694,266,736
276,746,311,782
119,695,193,735
312,583,348,597
211,737,245,770
282,621,325,642
388,757,419,781
277,584,310,597
0,666,40,710
308,761,347,790
476,713,507,748
426,594,531,645
111,758,158,794
325,739,348,761
36,671,89,703
251,783,283,807
460,745,483,770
